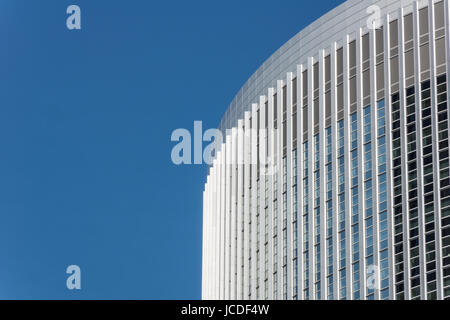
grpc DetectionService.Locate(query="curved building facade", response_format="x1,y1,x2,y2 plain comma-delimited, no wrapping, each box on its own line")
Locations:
202,0,450,300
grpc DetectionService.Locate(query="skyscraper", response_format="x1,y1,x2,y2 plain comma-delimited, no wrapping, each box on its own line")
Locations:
202,0,450,300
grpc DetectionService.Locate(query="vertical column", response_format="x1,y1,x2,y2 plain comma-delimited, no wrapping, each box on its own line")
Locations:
412,0,427,300
217,151,224,299
237,120,244,299
429,0,444,299
307,57,315,298
220,143,226,299
341,36,350,300
383,13,395,301
296,64,305,298
330,42,339,300
398,7,412,300
258,96,267,300
357,29,367,300
444,0,450,300
208,174,213,299
243,112,251,299
370,19,381,301
213,163,219,299
286,73,294,300
346,33,356,300
206,174,213,299
209,165,214,299
202,188,206,299
224,134,232,299
251,103,259,299
276,80,284,299
202,182,209,299
318,49,327,299
267,88,275,299
230,128,237,299
211,158,216,298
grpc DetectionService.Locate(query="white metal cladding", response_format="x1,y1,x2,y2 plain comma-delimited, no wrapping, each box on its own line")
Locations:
218,0,424,133
202,0,450,300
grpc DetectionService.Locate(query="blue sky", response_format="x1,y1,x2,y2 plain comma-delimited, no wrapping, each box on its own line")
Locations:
0,0,344,299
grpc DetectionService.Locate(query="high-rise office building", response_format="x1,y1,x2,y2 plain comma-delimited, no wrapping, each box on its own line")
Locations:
202,0,450,300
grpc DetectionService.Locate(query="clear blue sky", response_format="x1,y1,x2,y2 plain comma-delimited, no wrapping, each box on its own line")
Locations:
0,0,344,299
